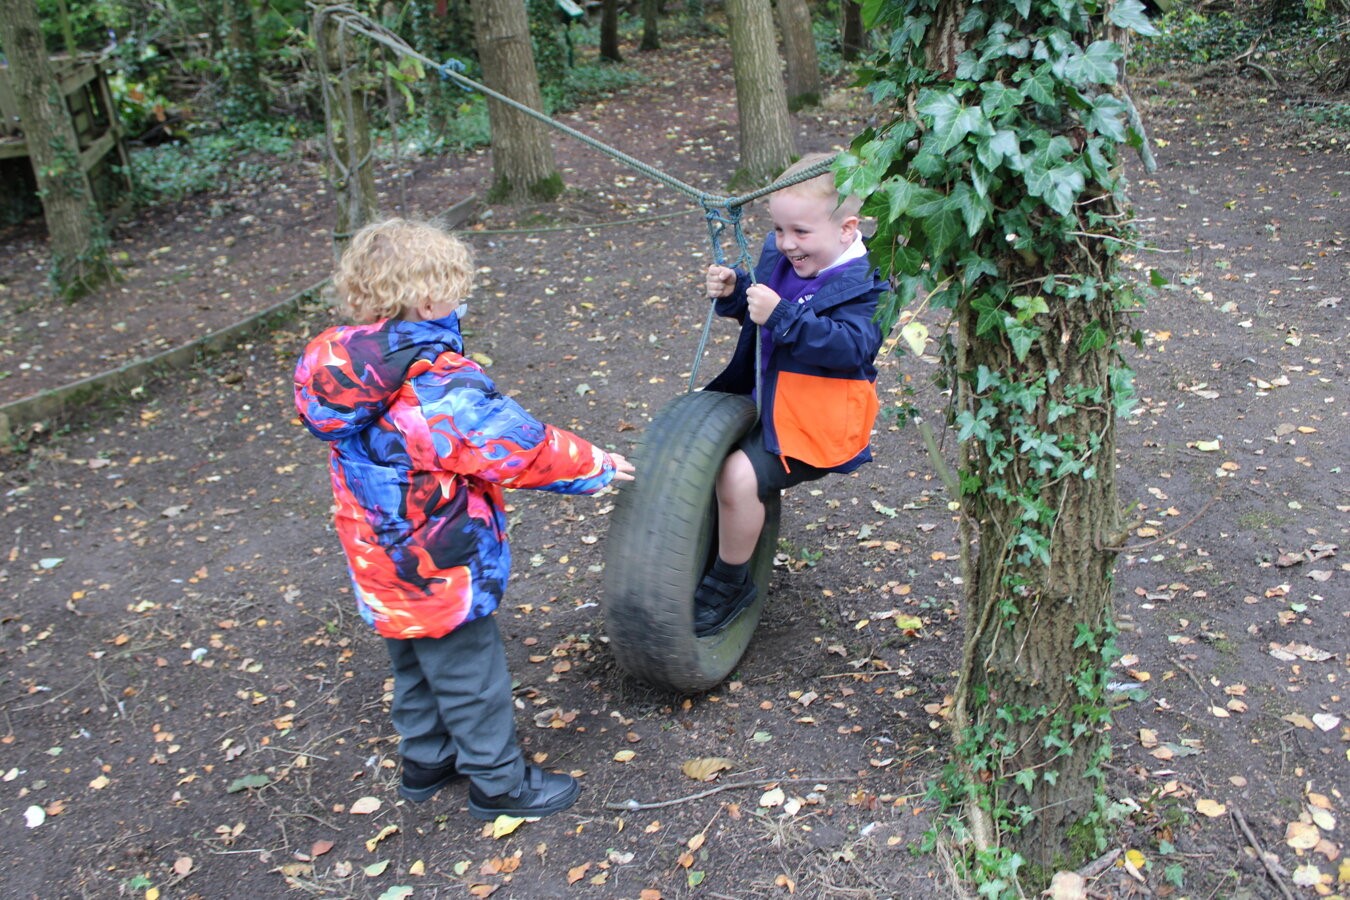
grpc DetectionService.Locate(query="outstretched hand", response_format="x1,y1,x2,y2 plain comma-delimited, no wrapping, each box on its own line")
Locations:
607,453,636,482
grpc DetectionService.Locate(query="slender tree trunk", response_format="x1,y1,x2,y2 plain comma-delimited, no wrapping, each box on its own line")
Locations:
0,0,110,297
314,7,379,248
470,0,562,201
840,0,865,61
725,0,795,184
776,0,821,110
221,0,266,120
640,0,661,51
600,0,623,62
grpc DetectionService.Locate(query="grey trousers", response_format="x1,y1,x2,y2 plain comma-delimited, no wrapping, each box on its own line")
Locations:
384,614,525,797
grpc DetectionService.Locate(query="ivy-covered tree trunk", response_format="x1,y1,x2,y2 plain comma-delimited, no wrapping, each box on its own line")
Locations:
724,0,795,183
469,0,562,201
0,0,111,298
776,0,821,110
840,0,1157,888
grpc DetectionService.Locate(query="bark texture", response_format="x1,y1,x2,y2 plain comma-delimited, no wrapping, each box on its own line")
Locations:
469,0,561,200
725,0,796,183
0,0,109,296
953,236,1123,868
600,0,623,62
776,0,821,109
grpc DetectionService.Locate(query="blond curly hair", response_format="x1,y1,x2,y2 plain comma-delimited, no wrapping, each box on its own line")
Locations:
775,152,861,222
334,218,475,323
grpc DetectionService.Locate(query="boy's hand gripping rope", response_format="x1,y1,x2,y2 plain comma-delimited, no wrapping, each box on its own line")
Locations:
690,204,763,418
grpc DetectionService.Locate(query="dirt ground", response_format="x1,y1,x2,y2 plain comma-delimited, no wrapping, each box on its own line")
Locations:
0,28,1347,900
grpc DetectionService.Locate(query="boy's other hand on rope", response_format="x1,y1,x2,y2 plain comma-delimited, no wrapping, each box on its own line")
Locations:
608,453,636,482
746,284,781,325
705,265,735,299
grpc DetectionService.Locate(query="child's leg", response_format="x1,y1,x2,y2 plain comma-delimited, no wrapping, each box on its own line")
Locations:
715,449,766,565
386,637,456,769
410,615,524,799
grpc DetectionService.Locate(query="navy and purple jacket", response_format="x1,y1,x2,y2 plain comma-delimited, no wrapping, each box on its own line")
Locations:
705,233,887,473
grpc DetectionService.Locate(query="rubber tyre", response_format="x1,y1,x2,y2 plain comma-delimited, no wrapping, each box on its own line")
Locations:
602,391,780,692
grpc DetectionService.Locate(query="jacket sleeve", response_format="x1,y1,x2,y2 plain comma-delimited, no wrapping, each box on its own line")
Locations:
412,364,615,494
763,288,884,372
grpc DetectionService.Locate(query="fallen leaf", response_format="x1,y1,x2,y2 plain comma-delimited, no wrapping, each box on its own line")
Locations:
613,749,636,763
1047,871,1087,900
490,815,525,838
364,860,390,876
350,796,381,815
365,824,398,852
760,787,786,808
567,863,591,885
681,757,733,781
173,856,193,877
1195,798,1226,818
1287,820,1322,850
24,806,45,828
1312,713,1341,732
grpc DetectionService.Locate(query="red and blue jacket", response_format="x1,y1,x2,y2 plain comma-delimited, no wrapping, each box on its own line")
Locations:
294,315,616,639
705,233,887,473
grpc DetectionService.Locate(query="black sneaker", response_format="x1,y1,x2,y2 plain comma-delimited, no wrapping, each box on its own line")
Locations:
693,571,757,637
399,756,464,803
467,765,581,820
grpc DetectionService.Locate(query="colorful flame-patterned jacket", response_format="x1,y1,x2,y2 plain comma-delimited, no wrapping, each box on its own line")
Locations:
294,314,616,639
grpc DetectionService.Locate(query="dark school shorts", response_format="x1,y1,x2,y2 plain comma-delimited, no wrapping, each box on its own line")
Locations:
736,424,832,502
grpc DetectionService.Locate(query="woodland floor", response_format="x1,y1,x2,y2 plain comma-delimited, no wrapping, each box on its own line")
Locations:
0,27,1347,900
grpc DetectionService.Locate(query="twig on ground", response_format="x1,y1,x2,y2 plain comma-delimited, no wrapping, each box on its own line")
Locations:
820,667,912,679
604,774,863,811
1077,847,1122,879
1230,807,1296,900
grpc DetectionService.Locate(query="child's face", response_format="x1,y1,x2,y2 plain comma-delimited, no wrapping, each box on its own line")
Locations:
767,190,858,279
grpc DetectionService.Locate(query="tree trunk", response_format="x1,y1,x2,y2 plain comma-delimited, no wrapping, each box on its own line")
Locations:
640,0,661,51
840,0,866,61
776,0,821,110
600,0,623,62
470,0,562,201
221,0,266,120
0,0,110,297
953,233,1122,867
725,0,796,184
314,7,379,249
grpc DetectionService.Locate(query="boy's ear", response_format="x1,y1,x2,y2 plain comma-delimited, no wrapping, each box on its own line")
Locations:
839,214,860,243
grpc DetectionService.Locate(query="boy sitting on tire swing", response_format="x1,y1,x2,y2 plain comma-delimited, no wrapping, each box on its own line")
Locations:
697,152,887,636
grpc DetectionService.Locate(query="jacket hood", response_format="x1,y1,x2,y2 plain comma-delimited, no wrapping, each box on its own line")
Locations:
294,315,464,440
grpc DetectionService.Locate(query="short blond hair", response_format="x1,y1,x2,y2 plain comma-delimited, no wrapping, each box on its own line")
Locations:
334,218,474,323
775,152,861,222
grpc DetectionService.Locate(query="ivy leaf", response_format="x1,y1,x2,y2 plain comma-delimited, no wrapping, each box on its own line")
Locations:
1085,95,1128,142
1026,164,1085,217
1065,41,1124,85
921,205,965,258
1110,0,1159,36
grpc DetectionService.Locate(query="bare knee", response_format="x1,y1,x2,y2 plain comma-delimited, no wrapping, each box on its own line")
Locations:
718,451,759,505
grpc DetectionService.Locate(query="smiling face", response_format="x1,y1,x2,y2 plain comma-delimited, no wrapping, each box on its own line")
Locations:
766,188,859,279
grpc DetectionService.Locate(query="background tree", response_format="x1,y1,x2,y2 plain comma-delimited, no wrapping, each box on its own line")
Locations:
219,0,267,120
600,0,623,61
724,0,795,183
776,0,822,110
469,0,562,201
314,4,380,245
640,0,661,51
840,0,866,60
840,0,1158,888
0,0,112,297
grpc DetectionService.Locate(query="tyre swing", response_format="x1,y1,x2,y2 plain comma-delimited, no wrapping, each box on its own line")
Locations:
309,7,833,692
601,205,781,693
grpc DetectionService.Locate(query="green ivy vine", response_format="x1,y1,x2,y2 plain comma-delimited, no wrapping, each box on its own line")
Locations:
837,0,1160,890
